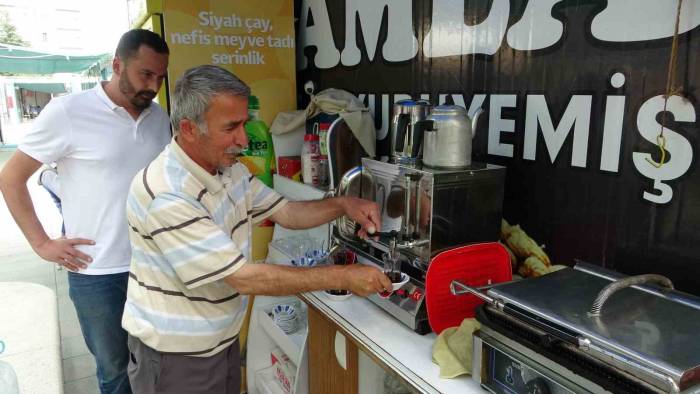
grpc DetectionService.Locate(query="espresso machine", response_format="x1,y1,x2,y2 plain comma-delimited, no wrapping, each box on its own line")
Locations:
332,158,506,334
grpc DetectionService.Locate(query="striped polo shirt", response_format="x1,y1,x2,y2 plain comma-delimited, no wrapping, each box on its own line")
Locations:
122,139,287,357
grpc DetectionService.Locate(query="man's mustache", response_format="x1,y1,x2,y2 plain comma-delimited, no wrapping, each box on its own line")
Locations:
225,147,244,157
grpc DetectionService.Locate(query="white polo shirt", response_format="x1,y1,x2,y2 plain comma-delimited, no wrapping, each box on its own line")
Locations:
19,82,171,275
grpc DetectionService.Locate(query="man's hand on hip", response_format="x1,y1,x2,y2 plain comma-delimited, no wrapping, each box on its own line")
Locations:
35,237,94,271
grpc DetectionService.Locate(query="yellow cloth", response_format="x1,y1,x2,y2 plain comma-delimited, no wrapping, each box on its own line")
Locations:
431,318,480,379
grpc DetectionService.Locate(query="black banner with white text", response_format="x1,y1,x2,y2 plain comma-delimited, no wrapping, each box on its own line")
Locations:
295,0,700,293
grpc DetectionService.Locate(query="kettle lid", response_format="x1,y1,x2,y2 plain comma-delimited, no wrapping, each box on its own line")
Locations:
430,104,467,116
395,99,431,107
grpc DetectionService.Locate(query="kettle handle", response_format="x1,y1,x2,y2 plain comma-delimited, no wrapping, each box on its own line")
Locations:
412,120,434,157
394,113,410,152
470,108,483,139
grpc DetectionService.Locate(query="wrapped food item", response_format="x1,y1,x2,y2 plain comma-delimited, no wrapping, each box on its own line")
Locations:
518,256,550,278
501,219,515,239
499,241,518,272
504,224,551,267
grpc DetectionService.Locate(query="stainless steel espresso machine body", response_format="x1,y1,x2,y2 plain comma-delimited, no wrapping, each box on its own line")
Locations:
333,158,506,334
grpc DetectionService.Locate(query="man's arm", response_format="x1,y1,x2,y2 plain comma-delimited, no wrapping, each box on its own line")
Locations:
270,196,380,237
139,191,391,295
0,150,93,270
224,262,392,296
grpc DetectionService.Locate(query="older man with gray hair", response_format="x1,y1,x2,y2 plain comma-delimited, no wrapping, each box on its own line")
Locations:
122,65,391,393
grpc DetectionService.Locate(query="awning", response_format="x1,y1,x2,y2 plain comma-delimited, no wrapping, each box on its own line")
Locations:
0,44,110,75
15,82,67,94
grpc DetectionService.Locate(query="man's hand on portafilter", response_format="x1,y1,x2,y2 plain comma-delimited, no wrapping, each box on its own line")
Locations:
344,264,393,296
342,197,381,239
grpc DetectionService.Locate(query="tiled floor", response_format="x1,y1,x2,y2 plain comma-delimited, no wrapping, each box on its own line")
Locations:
0,148,99,393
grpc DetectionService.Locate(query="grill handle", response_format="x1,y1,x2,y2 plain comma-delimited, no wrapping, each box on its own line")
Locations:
450,280,522,308
450,280,498,305
588,274,674,317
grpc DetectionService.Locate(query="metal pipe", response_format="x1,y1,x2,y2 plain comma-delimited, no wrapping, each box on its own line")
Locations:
588,274,674,317
576,261,700,311
413,180,421,239
403,175,412,238
396,238,429,250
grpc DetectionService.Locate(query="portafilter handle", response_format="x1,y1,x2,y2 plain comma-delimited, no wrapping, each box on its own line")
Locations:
588,274,674,317
324,189,347,258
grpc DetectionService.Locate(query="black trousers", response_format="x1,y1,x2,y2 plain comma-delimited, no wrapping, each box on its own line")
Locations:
127,335,241,394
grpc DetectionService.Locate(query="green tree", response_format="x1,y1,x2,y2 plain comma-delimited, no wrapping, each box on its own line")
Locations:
0,11,28,46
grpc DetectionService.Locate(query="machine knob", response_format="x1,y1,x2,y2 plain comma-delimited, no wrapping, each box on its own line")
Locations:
409,289,423,301
525,377,551,394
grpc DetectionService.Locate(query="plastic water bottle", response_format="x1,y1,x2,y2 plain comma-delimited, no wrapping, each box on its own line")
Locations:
239,95,277,262
0,341,19,394
318,122,330,156
318,155,329,187
301,134,320,186
240,95,275,187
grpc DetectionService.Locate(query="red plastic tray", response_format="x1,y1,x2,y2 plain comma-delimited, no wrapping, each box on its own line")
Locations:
425,242,512,334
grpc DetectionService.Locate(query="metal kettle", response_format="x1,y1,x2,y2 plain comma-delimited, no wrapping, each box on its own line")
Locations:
390,99,431,163
416,105,483,168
